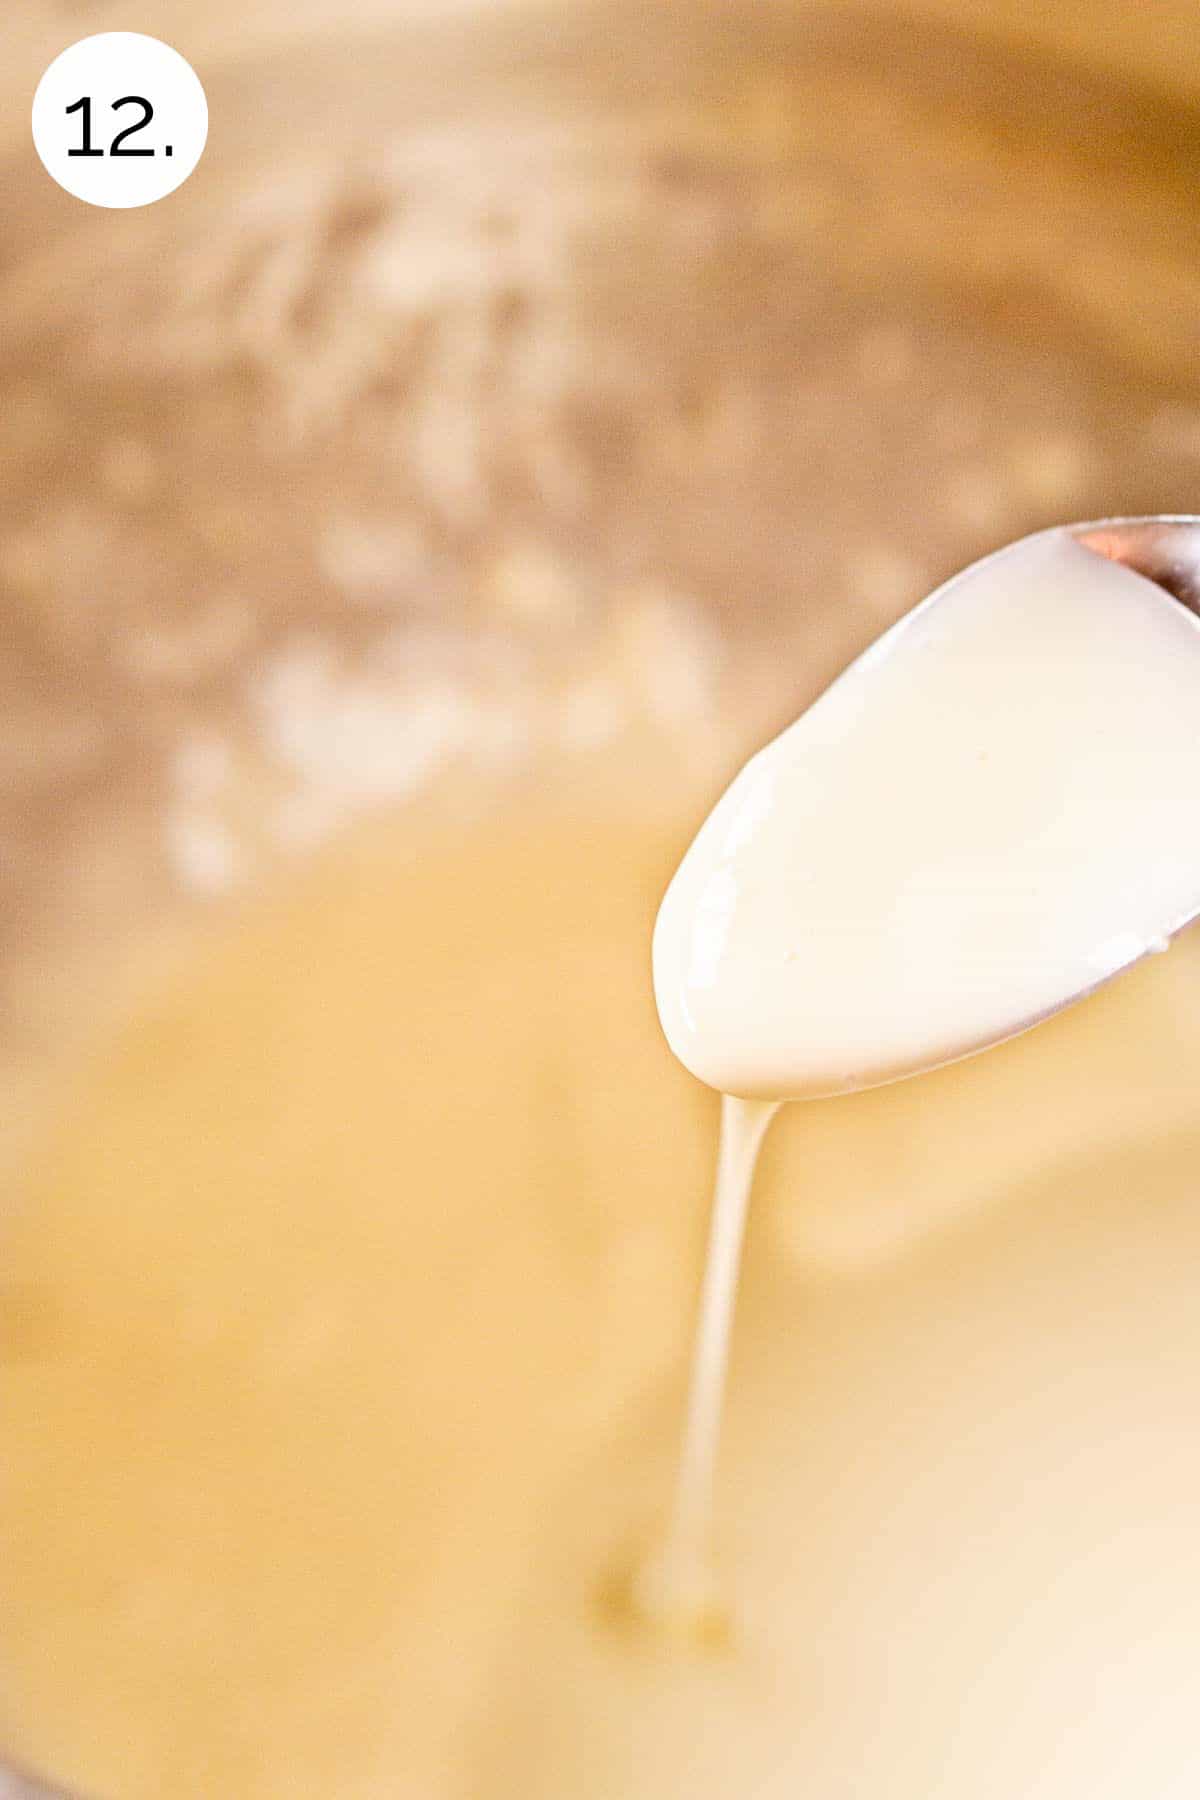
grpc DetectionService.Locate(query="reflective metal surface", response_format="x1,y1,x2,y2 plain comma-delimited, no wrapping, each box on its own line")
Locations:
2,4,1199,1793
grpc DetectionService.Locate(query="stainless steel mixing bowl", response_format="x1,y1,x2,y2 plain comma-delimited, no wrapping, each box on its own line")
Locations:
1,3,1199,1792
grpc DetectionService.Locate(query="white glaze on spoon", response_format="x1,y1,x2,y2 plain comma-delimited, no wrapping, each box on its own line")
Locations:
652,527,1200,1625
654,530,1200,1101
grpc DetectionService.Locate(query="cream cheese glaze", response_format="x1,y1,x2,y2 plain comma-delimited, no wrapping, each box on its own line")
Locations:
5,772,1200,1798
653,530,1200,1100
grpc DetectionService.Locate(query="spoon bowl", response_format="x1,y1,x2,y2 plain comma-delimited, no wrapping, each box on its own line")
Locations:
949,513,1200,1074
653,515,1200,1100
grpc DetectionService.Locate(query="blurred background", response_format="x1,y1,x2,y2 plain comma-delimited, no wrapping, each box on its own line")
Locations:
2,0,1200,1046
2,4,1200,1798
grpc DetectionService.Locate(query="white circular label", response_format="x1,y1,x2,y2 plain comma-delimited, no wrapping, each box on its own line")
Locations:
32,33,208,209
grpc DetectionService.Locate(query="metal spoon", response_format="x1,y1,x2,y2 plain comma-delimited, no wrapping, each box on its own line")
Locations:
1073,514,1200,618
654,511,1200,1106
955,512,1200,1055
650,516,1200,1627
